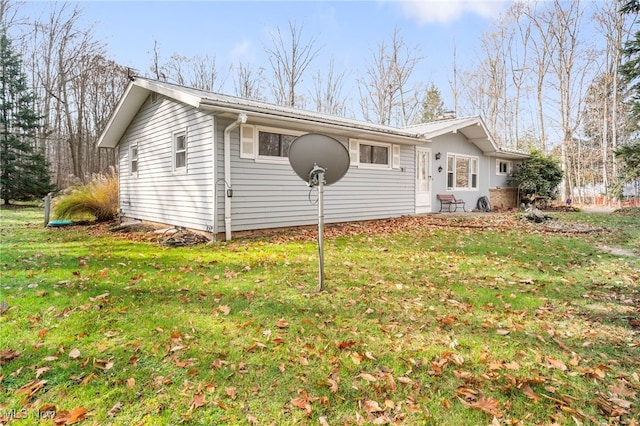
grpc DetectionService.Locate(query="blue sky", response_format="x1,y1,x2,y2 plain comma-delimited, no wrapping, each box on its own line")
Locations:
20,1,510,115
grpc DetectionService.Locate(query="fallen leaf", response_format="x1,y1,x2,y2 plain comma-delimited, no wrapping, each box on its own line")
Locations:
364,399,384,413
108,402,123,417
357,372,378,382
291,397,312,416
69,348,81,359
610,383,637,398
246,413,259,425
225,386,237,400
337,340,357,350
93,358,114,371
16,380,47,401
191,393,206,410
126,377,135,388
81,372,97,385
89,292,109,302
521,384,540,402
35,366,50,379
351,352,364,365
545,357,567,371
327,378,339,393
276,319,289,328
504,361,520,370
53,407,87,425
459,394,501,416
218,305,230,315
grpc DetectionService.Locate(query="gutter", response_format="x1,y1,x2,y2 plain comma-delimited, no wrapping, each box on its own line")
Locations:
199,101,424,144
223,112,248,241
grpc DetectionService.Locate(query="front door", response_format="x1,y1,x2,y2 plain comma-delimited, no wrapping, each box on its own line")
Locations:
415,147,431,213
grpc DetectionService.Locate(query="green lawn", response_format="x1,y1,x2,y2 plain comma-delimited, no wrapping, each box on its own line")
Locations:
1,207,638,425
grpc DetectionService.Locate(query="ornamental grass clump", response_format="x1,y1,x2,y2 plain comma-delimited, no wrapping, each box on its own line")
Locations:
52,170,118,222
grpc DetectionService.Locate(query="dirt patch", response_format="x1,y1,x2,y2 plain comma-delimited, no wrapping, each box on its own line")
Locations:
597,245,637,257
542,221,608,234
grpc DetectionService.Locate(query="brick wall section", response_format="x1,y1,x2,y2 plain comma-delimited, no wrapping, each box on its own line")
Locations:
489,188,518,210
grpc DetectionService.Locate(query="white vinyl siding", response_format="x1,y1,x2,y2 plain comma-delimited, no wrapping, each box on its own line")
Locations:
117,97,214,232
218,117,414,233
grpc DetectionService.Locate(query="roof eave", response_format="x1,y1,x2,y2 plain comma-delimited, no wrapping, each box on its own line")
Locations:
198,99,425,144
97,82,147,149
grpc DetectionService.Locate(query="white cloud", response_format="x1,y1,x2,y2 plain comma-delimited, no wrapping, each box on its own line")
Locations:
398,0,506,25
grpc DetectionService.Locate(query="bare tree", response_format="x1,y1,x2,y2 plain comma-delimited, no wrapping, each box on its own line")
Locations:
591,1,634,197
19,2,127,186
265,20,319,108
150,40,166,81
544,0,593,200
458,23,511,144
231,61,266,100
311,57,348,116
161,53,223,91
358,28,422,126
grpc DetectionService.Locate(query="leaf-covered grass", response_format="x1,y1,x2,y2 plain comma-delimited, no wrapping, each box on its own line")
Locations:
51,172,118,222
1,208,638,425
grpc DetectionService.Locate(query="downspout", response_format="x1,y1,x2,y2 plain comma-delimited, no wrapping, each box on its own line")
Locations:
223,112,248,241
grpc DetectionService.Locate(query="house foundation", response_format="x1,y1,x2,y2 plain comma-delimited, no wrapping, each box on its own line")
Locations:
489,188,518,210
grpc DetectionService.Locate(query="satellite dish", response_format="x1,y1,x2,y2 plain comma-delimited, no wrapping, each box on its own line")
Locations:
288,134,350,186
288,134,350,291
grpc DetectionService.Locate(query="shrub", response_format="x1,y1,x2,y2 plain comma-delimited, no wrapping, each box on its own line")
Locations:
509,150,564,202
52,170,118,222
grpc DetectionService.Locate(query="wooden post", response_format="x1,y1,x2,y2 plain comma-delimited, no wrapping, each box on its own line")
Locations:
44,193,52,227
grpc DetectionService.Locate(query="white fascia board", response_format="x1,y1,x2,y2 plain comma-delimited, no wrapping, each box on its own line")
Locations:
134,78,202,108
97,83,148,148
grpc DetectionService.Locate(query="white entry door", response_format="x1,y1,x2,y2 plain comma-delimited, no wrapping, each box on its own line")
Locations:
415,147,431,213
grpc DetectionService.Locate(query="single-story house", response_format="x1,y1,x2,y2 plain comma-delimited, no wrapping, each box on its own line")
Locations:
97,77,528,240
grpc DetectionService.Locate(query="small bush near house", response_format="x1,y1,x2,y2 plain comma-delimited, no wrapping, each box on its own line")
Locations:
52,171,118,222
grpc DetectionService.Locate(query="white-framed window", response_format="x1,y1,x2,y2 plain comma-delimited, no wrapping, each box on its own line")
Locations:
129,144,138,176
173,130,187,172
496,159,512,175
240,124,304,163
349,139,400,169
258,130,296,158
447,154,478,190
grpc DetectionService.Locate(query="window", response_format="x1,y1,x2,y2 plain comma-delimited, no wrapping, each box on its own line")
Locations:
359,143,389,165
496,160,512,175
349,139,399,169
174,131,187,171
446,154,478,190
130,145,138,175
258,131,296,158
240,125,304,162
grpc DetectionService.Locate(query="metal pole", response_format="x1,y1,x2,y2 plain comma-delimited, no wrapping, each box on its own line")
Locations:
317,170,325,291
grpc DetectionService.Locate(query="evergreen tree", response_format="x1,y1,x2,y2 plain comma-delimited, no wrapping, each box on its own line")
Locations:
0,28,54,204
418,83,445,123
620,0,640,124
612,140,640,198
